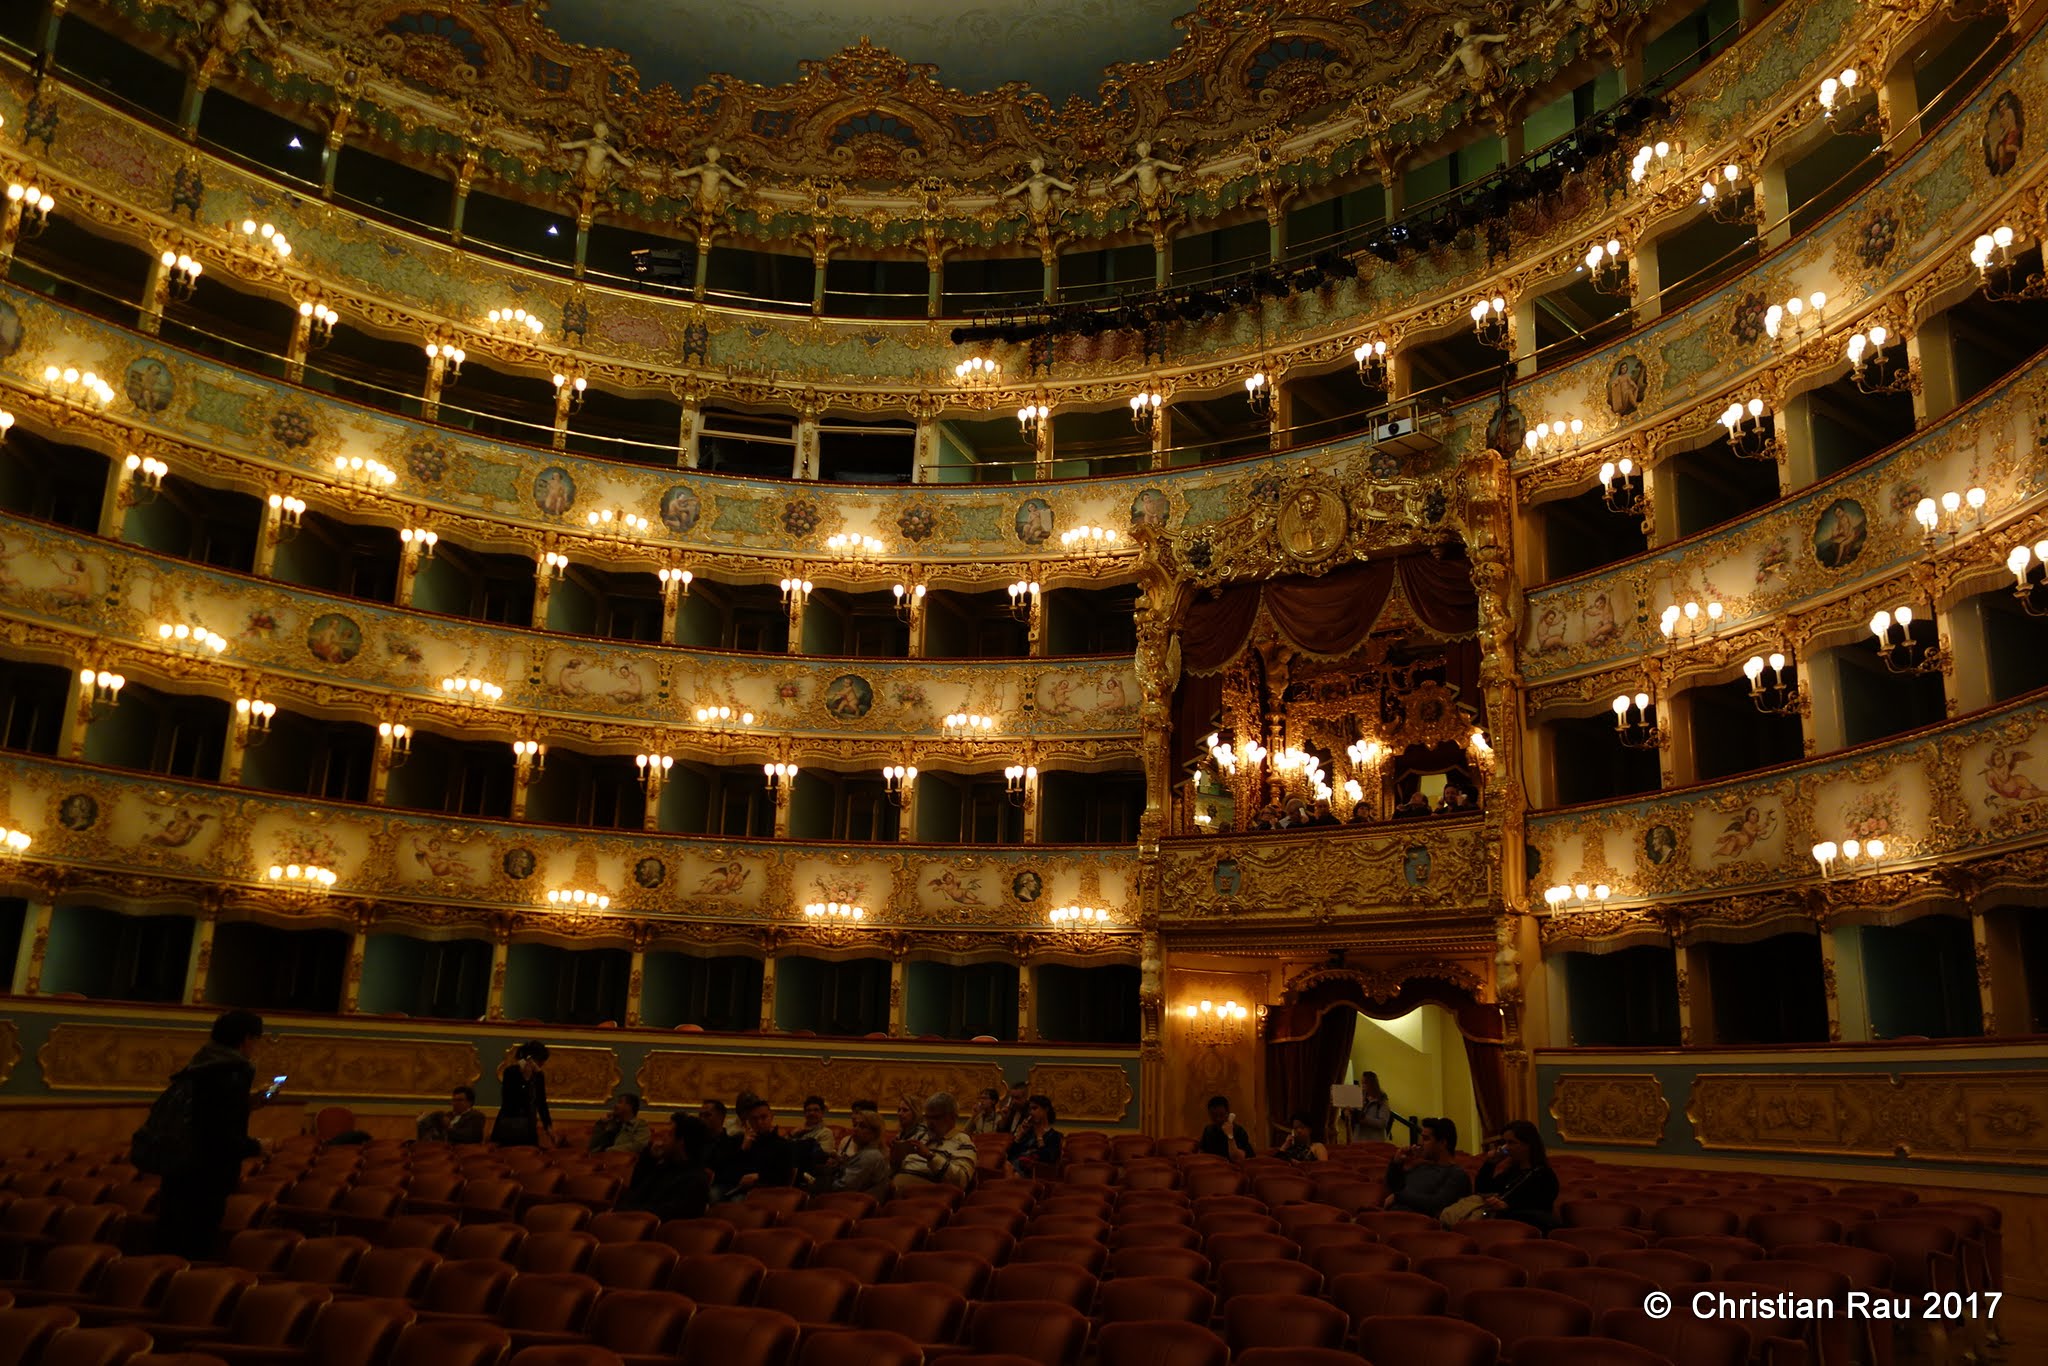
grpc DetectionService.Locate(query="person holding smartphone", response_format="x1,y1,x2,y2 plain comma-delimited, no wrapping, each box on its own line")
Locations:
150,1010,270,1259
490,1041,553,1147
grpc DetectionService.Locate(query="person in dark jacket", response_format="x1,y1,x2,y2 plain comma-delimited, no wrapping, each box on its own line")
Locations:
153,1010,269,1259
1382,1116,1472,1215
1197,1094,1254,1159
1006,1094,1063,1175
622,1113,712,1221
490,1041,553,1147
710,1092,797,1201
1474,1119,1561,1229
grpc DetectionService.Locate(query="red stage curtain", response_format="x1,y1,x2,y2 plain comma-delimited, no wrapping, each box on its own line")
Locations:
1263,1004,1361,1143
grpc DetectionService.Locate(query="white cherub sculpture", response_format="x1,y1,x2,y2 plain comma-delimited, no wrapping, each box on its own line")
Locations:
1436,17,1512,95
1004,155,1076,222
1110,140,1185,208
561,120,632,185
678,145,747,209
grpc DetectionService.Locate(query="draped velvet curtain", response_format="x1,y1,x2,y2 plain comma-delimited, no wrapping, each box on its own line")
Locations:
1265,975,1509,1141
1172,551,1480,774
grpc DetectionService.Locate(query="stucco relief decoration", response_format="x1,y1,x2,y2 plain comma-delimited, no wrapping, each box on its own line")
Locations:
0,1020,20,1089
1026,1064,1135,1123
40,1024,480,1098
1688,1071,2048,1164
637,1051,1006,1112
499,1044,621,1101
1548,1073,1669,1147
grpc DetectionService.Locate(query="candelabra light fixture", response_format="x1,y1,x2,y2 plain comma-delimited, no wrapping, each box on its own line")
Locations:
1969,226,2046,301
1207,733,1241,776
547,887,612,910
1598,457,1647,517
1543,882,1612,910
658,566,693,605
2005,539,2048,616
1468,728,1496,780
1004,763,1038,804
0,410,13,442
1354,338,1391,389
1611,690,1664,749
6,180,54,233
512,738,546,779
299,300,339,346
552,371,588,410
1523,418,1584,458
424,341,465,380
1845,325,1917,394
882,764,918,806
635,750,674,797
1060,525,1121,553
1629,139,1679,187
1720,398,1777,460
0,825,31,855
1017,397,1051,440
1583,238,1629,295
268,862,337,890
1699,163,1754,222
1912,487,1986,542
1006,579,1041,620
804,901,865,921
267,494,306,535
1244,367,1272,417
78,669,125,714
1130,384,1165,434
892,579,926,624
236,219,292,258
1817,67,1861,121
780,577,814,611
234,697,276,741
1869,606,1945,674
159,249,203,299
1739,652,1805,715
693,705,756,729
1469,295,1510,350
764,761,798,798
441,675,505,703
586,507,650,538
156,621,228,655
954,355,1000,385
540,550,569,580
826,533,885,556
1658,599,1724,645
1764,292,1827,347
124,453,169,498
400,527,438,563
1181,998,1251,1046
1812,836,1886,877
332,455,397,491
944,711,996,736
378,721,411,761
42,366,115,408
1049,905,1111,926
486,306,544,338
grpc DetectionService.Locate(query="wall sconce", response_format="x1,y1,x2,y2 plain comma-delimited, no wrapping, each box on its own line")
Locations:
1346,737,1386,781
540,550,569,580
1005,763,1038,805
1129,385,1165,434
2005,539,2048,616
694,705,756,729
1354,339,1390,389
267,493,306,536
424,341,465,381
0,409,13,442
487,306,544,338
1467,728,1495,781
299,300,338,346
1543,882,1611,910
1912,488,1985,542
1629,140,1679,188
1845,326,1916,393
1817,67,1861,122
233,697,276,743
1720,398,1777,460
552,371,588,411
780,577,813,612
1208,733,1240,775
1181,998,1251,1046
1244,368,1272,417
78,669,125,716
804,901,865,921
512,738,546,781
1007,579,1041,620
1969,226,2045,302
1060,525,1121,552
125,453,169,498
7,181,54,234
332,455,397,491
1598,457,1646,517
635,751,674,797
1469,295,1510,350
1699,164,1754,223
1869,606,1946,675
1764,292,1826,347
1743,652,1806,715
1658,599,1723,645
441,675,505,703
944,711,995,735
1050,905,1111,927
882,764,918,806
587,508,650,538
159,250,203,299
1611,691,1664,749
826,533,885,557
892,579,926,624
1583,238,1629,295
377,720,411,762
954,355,1000,385
42,366,115,408
236,218,292,258
1812,836,1885,877
400,527,438,563
1523,418,1584,458
0,825,31,855
658,566,693,605
156,621,228,656
765,761,798,800
547,887,611,910
1017,399,1051,440
268,862,336,890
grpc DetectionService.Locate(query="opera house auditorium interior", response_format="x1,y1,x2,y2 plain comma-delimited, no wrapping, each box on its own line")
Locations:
0,0,2044,1361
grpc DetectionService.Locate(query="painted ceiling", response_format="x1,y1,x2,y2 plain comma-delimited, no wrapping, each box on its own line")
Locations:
533,0,1195,103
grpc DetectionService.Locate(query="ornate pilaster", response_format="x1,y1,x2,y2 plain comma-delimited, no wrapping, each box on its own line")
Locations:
10,900,52,996
486,920,511,1021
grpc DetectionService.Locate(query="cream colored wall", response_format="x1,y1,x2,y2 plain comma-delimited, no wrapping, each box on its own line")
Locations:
1346,1006,1482,1154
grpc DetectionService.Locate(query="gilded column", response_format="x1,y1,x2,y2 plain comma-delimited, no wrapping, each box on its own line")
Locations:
253,495,286,578
1016,960,1035,1043
342,920,368,1014
626,926,649,1028
10,899,52,995
486,927,510,1022
184,911,217,1006
674,380,703,469
760,946,778,1032
139,241,174,337
793,400,820,481
1971,912,1996,1037
888,946,908,1037
1673,942,1695,1046
99,457,135,540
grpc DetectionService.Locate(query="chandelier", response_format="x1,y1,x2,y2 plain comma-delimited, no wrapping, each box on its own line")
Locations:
892,579,926,623
780,577,813,610
1629,140,1679,187
1969,226,2046,302
512,738,546,780
1005,764,1038,804
1181,999,1251,1046
400,527,438,564
1543,883,1611,910
268,863,336,890
547,887,611,910
1843,326,1916,394
42,366,114,408
1763,292,1826,347
236,218,292,258
827,533,884,557
804,901,866,920
424,340,465,380
1049,905,1111,926
157,621,227,655
1523,418,1583,458
1812,837,1884,877
0,410,13,441
1816,67,1860,123
1060,525,1120,552
764,761,798,798
122,454,169,501
486,306,544,338
441,675,504,703
553,372,588,411
1698,164,1754,223
540,550,569,579
1007,580,1041,619
944,712,995,735
1244,368,1272,417
587,507,650,537
267,493,306,534
658,567,694,603
694,705,756,728
78,669,124,715
332,455,397,491
954,356,1000,385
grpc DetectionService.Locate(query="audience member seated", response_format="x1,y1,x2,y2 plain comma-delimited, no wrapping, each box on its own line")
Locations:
622,1113,712,1220
1199,1096,1255,1160
1394,790,1432,818
1382,1117,1470,1215
1276,1113,1328,1163
1006,1095,1062,1175
711,1093,799,1201
997,1079,1033,1136
1439,781,1476,811
895,1099,932,1149
700,1098,737,1137
1473,1120,1559,1230
416,1086,485,1144
588,1093,651,1155
891,1091,976,1194
838,1099,881,1158
790,1095,834,1164
823,1110,892,1198
966,1088,1005,1135
1346,802,1371,824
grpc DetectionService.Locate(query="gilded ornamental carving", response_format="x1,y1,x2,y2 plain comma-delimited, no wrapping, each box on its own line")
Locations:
498,1044,620,1103
1548,1072,1672,1147
1688,1071,2048,1164
39,1023,481,1098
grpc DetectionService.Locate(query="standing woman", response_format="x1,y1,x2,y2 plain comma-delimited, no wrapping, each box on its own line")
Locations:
1353,1071,1394,1143
492,1041,553,1147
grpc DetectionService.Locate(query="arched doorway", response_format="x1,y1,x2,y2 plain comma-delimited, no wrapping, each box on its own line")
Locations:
1264,962,1506,1152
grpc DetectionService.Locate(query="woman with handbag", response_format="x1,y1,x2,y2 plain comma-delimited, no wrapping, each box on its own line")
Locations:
490,1040,554,1147
1472,1120,1559,1229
